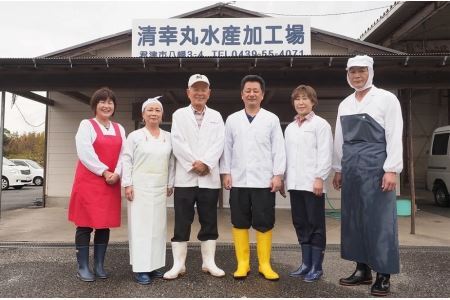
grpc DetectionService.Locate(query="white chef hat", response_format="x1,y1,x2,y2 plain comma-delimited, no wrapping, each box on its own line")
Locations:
346,55,374,70
141,96,163,112
346,55,374,91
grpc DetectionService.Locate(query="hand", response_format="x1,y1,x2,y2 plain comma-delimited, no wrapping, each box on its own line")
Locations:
270,175,283,193
167,187,174,197
222,174,232,190
106,173,119,185
102,170,115,184
332,172,342,190
313,178,324,197
279,180,286,198
192,160,210,176
125,186,134,201
382,172,397,192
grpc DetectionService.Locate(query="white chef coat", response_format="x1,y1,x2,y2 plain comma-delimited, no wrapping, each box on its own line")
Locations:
121,128,174,272
332,86,403,173
220,108,286,188
284,115,333,193
171,105,225,189
75,118,126,176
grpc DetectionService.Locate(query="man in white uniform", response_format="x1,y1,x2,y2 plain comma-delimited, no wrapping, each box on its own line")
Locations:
332,55,403,297
164,74,225,279
221,74,286,281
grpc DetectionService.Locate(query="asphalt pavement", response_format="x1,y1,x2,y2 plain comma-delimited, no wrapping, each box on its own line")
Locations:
1,188,449,297
0,185,43,211
0,243,449,298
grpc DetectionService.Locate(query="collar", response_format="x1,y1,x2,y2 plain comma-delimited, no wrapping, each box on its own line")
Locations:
190,104,206,115
295,111,315,127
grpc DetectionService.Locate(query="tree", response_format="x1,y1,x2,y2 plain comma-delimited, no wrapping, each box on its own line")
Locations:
3,130,45,166
2,128,11,147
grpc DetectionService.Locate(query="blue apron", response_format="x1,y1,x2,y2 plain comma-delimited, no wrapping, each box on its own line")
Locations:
340,113,400,274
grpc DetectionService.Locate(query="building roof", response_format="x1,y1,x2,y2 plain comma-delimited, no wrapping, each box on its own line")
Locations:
360,1,450,53
1,54,450,91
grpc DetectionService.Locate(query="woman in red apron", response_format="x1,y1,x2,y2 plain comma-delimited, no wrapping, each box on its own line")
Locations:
68,87,126,282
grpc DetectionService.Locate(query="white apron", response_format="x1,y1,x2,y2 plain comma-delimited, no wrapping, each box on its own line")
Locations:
127,129,171,272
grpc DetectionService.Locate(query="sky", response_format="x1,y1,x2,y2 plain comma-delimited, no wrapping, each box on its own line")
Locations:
0,0,394,134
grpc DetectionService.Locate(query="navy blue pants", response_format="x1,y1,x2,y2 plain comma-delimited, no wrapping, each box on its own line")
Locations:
289,190,326,249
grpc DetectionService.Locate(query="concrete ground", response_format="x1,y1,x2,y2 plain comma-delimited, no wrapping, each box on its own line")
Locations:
1,190,450,246
0,189,449,297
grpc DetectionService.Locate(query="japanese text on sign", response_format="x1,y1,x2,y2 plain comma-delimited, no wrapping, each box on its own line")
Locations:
132,18,311,58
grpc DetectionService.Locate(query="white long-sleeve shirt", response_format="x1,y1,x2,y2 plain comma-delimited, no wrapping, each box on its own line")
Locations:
285,115,333,193
121,128,175,188
332,86,403,173
171,105,225,188
75,118,127,176
220,108,286,188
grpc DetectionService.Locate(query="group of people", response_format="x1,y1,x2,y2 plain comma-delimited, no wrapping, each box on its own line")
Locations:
67,54,403,297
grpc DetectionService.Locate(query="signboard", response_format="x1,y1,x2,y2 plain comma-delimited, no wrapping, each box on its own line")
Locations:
132,18,310,58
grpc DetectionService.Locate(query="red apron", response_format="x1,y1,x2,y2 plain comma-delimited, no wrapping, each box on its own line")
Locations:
68,119,122,229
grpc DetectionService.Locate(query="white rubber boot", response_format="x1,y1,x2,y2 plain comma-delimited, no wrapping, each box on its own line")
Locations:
163,242,187,280
201,240,225,277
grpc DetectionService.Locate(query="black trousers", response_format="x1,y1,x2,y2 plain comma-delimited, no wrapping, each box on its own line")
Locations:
171,187,220,242
229,187,275,233
75,227,110,247
289,190,326,249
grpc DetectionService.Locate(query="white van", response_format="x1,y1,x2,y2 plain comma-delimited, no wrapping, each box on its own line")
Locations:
10,159,44,186
2,157,32,190
426,125,450,207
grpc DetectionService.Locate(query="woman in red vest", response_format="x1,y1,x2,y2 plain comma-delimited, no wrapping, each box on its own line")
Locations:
68,87,126,282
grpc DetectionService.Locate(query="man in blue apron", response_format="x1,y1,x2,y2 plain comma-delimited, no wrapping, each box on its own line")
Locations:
332,55,403,297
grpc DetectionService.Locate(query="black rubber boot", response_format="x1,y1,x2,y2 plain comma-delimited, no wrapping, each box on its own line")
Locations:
94,244,108,279
339,262,372,286
371,273,390,297
76,246,95,282
289,244,312,278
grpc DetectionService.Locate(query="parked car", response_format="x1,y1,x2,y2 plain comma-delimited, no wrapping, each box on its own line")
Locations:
10,159,44,186
426,125,450,207
2,157,32,190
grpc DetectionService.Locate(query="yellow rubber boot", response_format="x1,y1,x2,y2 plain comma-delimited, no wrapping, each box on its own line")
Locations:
232,228,250,279
256,230,279,281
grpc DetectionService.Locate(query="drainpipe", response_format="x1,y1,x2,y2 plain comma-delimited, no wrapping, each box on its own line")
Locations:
0,91,6,217
407,88,416,234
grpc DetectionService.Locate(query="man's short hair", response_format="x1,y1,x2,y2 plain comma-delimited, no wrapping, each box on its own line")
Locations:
240,75,266,93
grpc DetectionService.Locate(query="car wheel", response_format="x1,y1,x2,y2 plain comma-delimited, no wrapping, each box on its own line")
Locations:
13,185,24,190
33,176,43,186
1,176,9,190
433,183,450,207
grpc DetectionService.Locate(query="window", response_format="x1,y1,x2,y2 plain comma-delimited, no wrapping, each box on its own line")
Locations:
13,161,27,167
432,133,450,155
